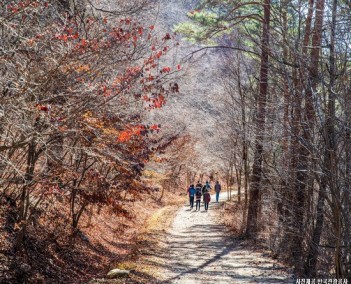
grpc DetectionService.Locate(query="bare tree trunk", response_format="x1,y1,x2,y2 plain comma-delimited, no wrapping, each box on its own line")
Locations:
229,163,234,200
244,143,249,208
246,0,270,237
158,186,165,202
304,175,326,277
345,86,351,279
276,0,292,244
279,0,314,263
226,168,230,201
305,0,338,277
292,0,325,274
235,167,241,203
16,138,37,249
326,1,342,277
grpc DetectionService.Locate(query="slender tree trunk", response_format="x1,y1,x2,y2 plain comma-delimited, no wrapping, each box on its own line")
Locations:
281,0,313,262
236,60,247,205
277,0,292,240
244,142,249,208
325,0,342,276
292,0,325,274
345,86,351,279
226,168,230,201
304,175,326,277
305,0,341,278
236,168,242,203
229,163,233,200
16,138,37,249
234,53,249,208
159,186,165,202
246,0,270,237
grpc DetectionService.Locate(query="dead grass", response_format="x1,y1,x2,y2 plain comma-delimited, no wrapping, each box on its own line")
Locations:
0,188,185,284
220,198,247,236
111,193,185,283
92,190,186,283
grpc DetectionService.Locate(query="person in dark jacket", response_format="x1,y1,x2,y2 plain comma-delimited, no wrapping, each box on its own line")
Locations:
195,187,202,211
203,190,211,211
202,181,211,194
214,181,221,203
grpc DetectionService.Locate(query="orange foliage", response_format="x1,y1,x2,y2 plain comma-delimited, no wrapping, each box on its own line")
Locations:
117,125,146,142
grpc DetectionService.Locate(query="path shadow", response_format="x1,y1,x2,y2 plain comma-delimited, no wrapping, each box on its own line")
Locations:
138,194,292,284
155,227,292,283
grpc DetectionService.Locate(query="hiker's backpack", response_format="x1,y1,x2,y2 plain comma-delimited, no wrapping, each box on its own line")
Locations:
195,189,202,199
204,192,211,202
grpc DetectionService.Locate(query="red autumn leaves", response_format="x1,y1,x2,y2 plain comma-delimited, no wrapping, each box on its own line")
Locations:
160,65,181,74
54,27,79,42
163,33,171,40
161,67,171,73
143,94,166,109
52,17,153,52
117,124,161,142
189,9,201,15
6,1,49,14
30,14,181,147
36,104,49,112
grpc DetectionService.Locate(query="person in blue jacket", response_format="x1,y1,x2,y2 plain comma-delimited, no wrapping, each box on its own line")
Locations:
187,184,196,209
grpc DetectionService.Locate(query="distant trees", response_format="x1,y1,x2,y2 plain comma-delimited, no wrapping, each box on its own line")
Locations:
177,0,351,279
211,48,254,206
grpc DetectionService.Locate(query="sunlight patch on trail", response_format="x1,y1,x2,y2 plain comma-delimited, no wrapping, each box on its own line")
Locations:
148,192,292,284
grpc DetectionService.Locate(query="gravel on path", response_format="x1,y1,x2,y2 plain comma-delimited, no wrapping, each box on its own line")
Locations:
146,192,293,284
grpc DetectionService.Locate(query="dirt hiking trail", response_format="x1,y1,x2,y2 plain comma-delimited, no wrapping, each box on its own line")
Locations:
142,192,293,284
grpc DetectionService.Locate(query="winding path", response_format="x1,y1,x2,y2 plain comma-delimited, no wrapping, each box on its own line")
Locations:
148,192,293,284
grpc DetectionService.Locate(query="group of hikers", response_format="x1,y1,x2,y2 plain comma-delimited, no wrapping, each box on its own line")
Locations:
186,180,222,211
